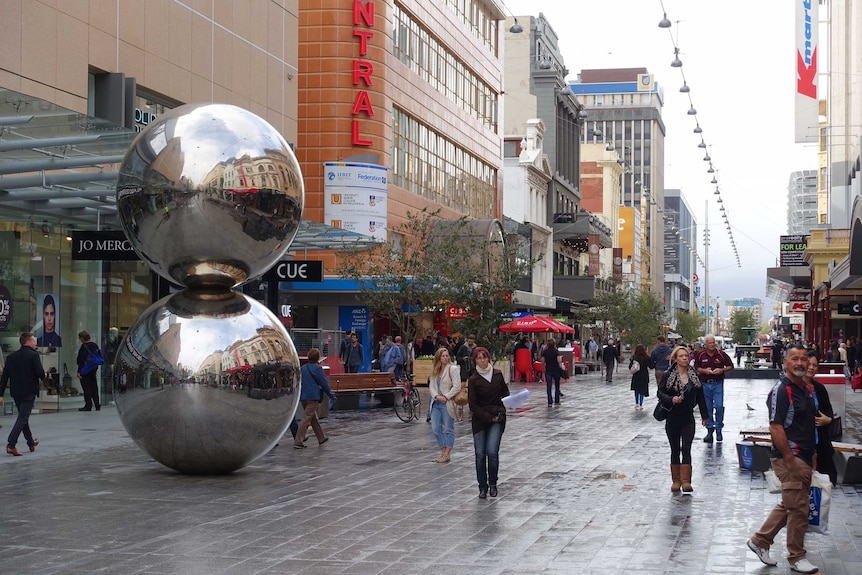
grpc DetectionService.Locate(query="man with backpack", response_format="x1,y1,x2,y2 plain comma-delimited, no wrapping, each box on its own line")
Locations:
76,330,103,411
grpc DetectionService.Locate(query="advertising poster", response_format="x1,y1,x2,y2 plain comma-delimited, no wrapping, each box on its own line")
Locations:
37,293,62,347
323,162,388,238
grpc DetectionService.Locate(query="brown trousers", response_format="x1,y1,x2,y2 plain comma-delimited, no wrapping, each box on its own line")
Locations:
751,456,813,563
294,400,325,445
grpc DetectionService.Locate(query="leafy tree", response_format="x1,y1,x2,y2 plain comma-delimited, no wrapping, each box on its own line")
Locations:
573,287,664,350
674,310,704,344
336,209,529,361
727,308,756,344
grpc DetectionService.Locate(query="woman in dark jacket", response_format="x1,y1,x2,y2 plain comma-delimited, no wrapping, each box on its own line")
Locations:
293,348,336,449
542,338,563,406
467,347,509,499
657,346,708,493
629,343,650,410
804,356,838,485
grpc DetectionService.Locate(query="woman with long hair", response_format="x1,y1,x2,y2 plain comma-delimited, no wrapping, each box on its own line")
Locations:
629,343,651,410
428,347,461,463
467,347,509,498
657,346,708,492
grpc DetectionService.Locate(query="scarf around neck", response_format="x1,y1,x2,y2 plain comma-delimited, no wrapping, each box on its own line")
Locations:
666,365,701,395
476,364,493,382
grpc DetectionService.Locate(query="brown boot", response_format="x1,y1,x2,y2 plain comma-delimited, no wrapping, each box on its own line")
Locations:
670,464,682,492
680,464,693,492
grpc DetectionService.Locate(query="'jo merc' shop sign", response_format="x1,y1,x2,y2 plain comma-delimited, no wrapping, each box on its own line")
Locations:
72,231,138,261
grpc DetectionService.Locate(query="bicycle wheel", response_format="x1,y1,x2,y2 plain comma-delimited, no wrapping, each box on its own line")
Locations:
409,387,421,421
394,385,413,422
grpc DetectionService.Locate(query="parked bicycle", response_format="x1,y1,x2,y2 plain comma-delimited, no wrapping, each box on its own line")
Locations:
393,374,421,422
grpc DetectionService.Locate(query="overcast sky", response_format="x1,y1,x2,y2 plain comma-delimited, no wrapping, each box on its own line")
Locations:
503,0,819,315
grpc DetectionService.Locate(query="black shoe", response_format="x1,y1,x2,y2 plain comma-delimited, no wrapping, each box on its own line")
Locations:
489,485,498,497
95,407,101,411
78,407,91,412
703,431,714,444
478,487,488,499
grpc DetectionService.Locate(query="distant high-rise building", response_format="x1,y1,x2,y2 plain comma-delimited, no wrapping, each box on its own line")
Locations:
663,190,697,329
571,68,666,295
727,298,763,328
787,170,818,234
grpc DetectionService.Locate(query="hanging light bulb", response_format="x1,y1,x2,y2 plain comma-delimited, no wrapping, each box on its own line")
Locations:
659,13,672,28
671,48,682,67
680,82,690,93
687,105,697,115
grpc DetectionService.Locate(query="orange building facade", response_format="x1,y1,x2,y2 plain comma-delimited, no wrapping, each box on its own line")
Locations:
289,0,508,354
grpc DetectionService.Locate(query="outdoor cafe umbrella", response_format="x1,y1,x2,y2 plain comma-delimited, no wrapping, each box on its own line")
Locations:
498,315,575,334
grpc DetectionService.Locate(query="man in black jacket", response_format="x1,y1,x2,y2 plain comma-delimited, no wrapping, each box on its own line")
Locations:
76,330,102,411
0,333,46,456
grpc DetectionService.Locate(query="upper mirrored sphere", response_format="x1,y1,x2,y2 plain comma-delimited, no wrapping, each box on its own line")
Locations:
116,103,304,288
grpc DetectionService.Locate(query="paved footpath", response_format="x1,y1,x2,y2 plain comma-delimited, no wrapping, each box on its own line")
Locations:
2,370,862,575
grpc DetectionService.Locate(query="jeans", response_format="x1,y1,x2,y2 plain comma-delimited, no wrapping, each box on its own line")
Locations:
752,457,813,563
6,395,36,449
634,391,644,406
665,416,695,464
545,371,561,404
473,422,504,489
702,381,725,431
431,400,455,449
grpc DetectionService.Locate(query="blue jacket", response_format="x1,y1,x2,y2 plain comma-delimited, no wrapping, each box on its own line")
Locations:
650,343,673,371
299,363,336,402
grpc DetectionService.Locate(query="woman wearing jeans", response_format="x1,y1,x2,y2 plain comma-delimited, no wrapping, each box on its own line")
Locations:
428,347,461,463
467,347,509,499
657,346,707,492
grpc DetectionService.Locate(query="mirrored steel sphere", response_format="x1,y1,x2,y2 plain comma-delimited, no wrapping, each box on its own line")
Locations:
116,103,304,288
114,289,300,474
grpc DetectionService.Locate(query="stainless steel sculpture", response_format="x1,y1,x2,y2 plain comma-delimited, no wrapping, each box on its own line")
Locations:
114,104,304,474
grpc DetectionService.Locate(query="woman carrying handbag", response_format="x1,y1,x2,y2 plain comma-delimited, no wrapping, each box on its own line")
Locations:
428,347,461,463
657,346,708,493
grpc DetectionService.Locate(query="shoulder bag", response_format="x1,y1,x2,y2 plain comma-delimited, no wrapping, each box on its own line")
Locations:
653,400,671,421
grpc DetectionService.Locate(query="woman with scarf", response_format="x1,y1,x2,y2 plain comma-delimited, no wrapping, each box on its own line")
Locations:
657,345,708,493
428,347,461,463
467,347,509,499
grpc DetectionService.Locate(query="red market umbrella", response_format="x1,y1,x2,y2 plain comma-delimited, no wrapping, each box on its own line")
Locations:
498,315,575,334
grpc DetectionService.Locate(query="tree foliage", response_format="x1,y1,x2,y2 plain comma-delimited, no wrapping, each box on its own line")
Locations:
674,310,704,344
727,308,757,344
573,287,664,349
336,209,529,360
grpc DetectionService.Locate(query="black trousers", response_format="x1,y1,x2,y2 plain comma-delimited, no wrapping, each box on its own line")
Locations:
80,372,100,409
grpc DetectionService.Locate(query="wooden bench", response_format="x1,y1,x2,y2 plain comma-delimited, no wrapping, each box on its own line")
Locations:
328,372,402,410
740,429,862,484
573,363,590,375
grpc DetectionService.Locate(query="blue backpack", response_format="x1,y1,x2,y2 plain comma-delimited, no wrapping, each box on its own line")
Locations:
80,346,105,375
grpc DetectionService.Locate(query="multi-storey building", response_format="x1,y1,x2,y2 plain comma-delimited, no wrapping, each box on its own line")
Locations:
787,170,818,234
663,189,697,328
503,14,613,312
571,68,667,296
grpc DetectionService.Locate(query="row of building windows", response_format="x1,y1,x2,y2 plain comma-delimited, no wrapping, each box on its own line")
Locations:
586,93,654,107
441,0,499,54
391,107,496,218
393,4,499,131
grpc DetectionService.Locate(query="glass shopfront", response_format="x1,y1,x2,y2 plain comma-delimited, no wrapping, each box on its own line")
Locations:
0,213,153,409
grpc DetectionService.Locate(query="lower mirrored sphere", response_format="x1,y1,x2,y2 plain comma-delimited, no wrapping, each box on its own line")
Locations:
114,289,300,474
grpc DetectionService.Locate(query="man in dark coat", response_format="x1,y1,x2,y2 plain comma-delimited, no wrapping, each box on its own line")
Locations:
0,333,46,456
76,330,102,411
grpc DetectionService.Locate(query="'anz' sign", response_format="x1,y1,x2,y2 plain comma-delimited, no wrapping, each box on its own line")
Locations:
72,231,139,261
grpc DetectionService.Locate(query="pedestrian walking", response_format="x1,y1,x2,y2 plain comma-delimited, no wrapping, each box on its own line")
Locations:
428,347,460,463
747,345,819,574
76,330,102,411
657,346,707,492
1,333,45,456
467,347,509,499
603,340,617,382
541,338,563,406
293,348,336,449
629,344,650,410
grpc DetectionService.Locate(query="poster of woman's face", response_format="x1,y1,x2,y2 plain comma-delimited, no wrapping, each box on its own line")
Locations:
37,293,62,348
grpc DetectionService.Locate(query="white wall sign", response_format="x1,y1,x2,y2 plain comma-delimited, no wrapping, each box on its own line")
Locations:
323,162,388,238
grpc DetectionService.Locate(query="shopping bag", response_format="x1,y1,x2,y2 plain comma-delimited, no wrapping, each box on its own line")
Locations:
765,468,782,494
808,471,832,534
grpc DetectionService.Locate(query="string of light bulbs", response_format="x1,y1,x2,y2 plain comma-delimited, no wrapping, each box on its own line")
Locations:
658,2,741,269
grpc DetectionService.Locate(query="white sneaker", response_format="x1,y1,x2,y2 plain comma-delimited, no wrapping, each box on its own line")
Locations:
790,558,818,574
747,540,777,566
